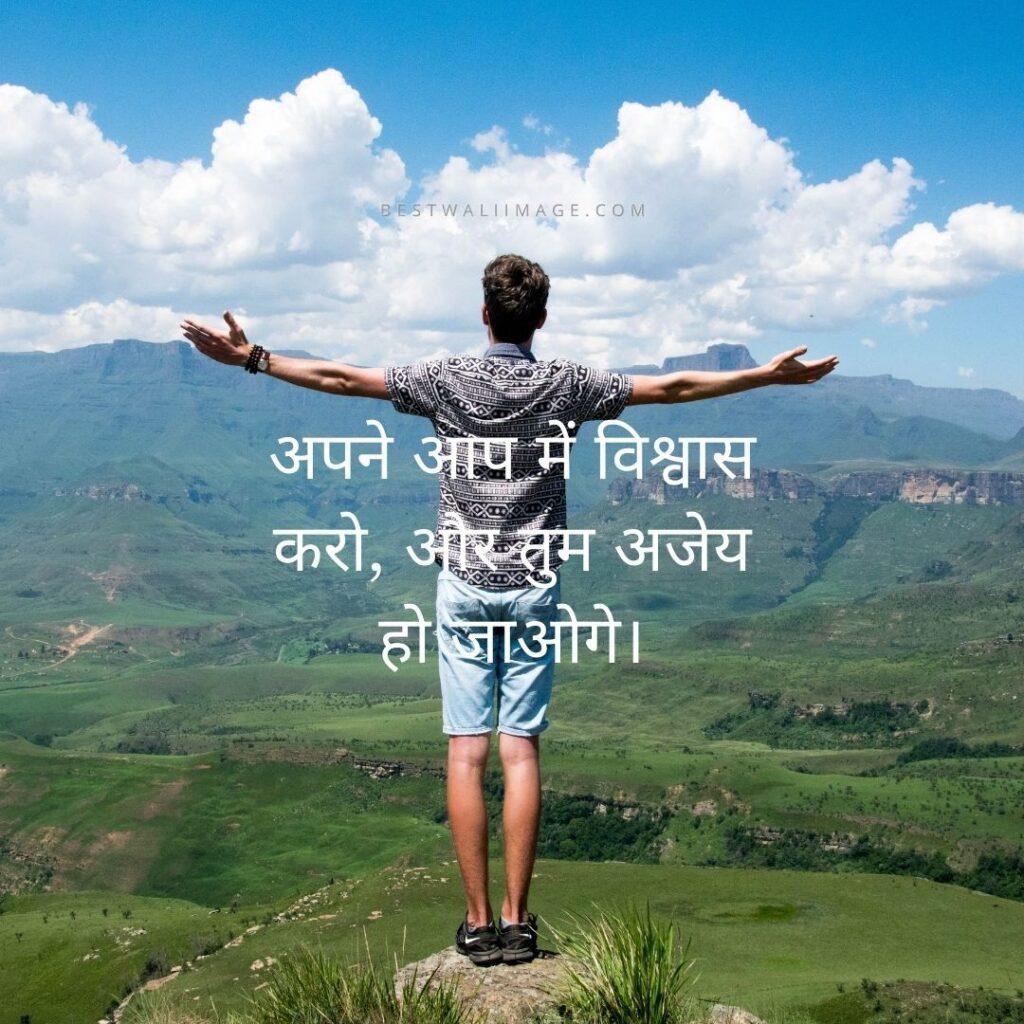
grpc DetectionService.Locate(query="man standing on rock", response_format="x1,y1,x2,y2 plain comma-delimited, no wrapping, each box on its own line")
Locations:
182,254,837,965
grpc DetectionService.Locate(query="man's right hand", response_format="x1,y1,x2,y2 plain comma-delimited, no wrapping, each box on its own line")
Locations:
181,311,253,367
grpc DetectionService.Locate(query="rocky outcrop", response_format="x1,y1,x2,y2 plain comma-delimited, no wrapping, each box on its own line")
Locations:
395,947,564,1023
395,946,766,1024
831,469,1024,506
619,343,759,376
610,468,1024,507
707,1007,767,1024
348,754,444,779
609,469,817,506
52,483,151,502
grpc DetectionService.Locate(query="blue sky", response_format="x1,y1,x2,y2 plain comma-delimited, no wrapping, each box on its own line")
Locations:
1,0,1022,391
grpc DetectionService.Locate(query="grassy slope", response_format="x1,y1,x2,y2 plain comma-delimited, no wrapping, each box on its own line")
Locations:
0,890,219,1024
787,503,1017,605
2,352,1024,1020
127,859,1024,1021
0,739,446,907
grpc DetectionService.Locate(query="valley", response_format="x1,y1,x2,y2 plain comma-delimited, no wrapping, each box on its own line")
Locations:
0,341,1022,1023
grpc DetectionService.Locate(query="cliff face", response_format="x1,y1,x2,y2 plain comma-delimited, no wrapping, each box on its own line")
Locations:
609,469,817,505
609,469,1024,507
831,470,1024,506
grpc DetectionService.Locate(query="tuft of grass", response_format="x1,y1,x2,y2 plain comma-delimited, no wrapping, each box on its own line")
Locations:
120,989,219,1024
240,945,472,1024
551,904,697,1024
124,945,474,1024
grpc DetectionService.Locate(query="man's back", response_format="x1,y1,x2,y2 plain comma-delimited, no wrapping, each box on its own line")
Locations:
180,251,839,963
385,343,632,588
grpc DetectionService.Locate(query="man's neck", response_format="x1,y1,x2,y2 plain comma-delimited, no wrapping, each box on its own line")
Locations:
487,337,532,352
485,340,536,361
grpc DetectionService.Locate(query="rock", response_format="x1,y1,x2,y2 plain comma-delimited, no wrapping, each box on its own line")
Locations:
395,948,766,1024
395,946,564,1022
707,1005,766,1024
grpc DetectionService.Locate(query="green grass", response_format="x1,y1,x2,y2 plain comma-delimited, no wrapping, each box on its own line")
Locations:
0,890,220,1024
113,860,1024,1021
0,739,447,906
787,504,1017,606
553,904,698,1023
230,945,469,1024
3,388,1024,1021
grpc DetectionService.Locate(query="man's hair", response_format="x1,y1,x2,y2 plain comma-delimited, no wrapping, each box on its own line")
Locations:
482,254,550,345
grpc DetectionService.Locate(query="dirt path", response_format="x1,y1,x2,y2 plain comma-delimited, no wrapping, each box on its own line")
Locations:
5,621,112,675
51,623,113,668
87,564,133,602
4,625,52,646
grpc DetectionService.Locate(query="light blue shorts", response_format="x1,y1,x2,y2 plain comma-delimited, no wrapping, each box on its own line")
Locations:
436,569,560,737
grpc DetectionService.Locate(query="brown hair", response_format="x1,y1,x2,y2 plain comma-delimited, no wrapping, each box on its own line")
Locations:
482,254,550,344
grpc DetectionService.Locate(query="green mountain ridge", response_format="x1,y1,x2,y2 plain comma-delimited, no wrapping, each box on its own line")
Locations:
2,340,1023,486
621,340,1024,439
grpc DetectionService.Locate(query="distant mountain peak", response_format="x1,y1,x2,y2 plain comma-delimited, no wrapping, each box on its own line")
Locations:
618,343,759,375
662,343,759,373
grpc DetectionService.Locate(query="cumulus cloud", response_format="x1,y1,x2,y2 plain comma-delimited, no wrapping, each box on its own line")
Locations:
1,70,1022,363
0,70,406,312
0,299,182,351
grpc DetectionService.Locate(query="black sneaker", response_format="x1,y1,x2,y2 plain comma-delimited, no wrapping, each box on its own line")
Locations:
455,918,503,966
498,913,538,963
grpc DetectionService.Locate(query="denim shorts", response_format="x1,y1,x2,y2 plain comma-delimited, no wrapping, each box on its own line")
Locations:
435,569,560,736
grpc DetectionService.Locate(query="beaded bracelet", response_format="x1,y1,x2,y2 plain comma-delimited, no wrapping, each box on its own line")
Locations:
244,344,265,374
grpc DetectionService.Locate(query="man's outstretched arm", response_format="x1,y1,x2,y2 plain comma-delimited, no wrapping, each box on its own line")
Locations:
181,312,388,399
628,346,839,405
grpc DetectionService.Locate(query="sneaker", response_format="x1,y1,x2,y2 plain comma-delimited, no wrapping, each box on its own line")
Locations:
455,918,503,966
498,913,538,963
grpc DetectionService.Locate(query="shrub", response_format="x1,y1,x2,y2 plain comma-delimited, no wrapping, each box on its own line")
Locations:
242,946,471,1024
552,904,696,1024
119,991,215,1024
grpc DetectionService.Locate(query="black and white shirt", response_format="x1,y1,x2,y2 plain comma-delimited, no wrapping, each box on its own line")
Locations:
386,343,633,589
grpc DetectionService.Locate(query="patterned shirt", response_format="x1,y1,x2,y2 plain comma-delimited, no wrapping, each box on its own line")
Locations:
386,343,633,589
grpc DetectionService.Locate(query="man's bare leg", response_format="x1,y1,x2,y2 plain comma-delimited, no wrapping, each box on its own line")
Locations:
498,733,541,923
447,733,493,927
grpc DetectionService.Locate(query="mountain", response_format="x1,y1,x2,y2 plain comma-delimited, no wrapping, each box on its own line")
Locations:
821,373,1024,441
610,466,1024,506
620,341,759,374
2,335,1022,633
0,339,426,485
2,340,1023,489
618,343,1024,440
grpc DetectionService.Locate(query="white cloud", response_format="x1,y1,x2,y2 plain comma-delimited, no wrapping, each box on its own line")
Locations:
860,337,877,348
957,365,975,379
522,115,553,136
0,299,182,350
1,71,1022,364
883,296,945,330
0,70,406,314
470,126,513,162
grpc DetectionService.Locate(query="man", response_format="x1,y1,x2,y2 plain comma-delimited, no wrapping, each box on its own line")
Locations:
182,253,838,966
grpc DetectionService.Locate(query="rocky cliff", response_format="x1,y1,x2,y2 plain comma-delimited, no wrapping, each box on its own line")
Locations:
609,468,1024,507
830,469,1024,505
